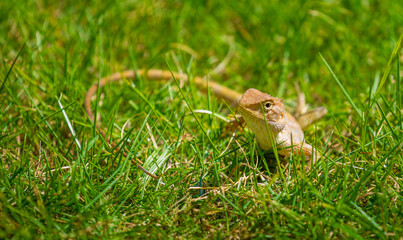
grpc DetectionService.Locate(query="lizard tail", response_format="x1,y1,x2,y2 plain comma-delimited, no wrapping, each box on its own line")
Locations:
84,68,242,180
85,68,242,123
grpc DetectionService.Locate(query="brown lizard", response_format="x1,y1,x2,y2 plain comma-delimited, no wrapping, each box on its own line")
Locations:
238,88,327,162
85,69,327,177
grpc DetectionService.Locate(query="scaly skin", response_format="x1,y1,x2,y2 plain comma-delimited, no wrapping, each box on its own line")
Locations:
238,88,324,162
85,69,326,176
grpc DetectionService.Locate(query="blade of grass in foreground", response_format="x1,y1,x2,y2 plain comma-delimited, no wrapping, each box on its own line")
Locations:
0,42,25,95
319,53,362,119
165,61,220,155
374,33,403,98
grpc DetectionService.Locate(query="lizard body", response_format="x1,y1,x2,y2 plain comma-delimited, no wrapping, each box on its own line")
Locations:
85,69,326,175
238,88,322,161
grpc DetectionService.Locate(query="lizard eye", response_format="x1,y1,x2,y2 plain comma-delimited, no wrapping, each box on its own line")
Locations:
264,102,272,109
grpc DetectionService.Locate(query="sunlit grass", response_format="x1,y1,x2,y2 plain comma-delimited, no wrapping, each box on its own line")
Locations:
1,0,402,238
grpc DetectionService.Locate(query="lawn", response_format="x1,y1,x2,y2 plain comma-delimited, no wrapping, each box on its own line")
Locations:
1,0,402,239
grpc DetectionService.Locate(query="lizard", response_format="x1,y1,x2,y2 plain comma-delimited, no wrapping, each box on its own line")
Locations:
237,88,326,162
85,68,327,177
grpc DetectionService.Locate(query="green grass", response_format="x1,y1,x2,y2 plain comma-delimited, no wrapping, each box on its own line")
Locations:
1,0,402,238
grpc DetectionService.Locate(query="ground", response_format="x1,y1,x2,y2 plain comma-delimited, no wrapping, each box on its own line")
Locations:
1,0,402,239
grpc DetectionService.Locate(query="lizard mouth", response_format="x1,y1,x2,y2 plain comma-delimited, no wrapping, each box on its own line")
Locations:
238,105,266,122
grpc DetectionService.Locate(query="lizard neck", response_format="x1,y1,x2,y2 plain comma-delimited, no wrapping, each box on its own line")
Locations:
237,88,306,151
239,106,286,150
241,111,305,151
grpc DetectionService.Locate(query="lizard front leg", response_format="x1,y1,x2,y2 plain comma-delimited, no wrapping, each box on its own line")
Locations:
297,107,328,130
278,142,320,168
294,82,327,130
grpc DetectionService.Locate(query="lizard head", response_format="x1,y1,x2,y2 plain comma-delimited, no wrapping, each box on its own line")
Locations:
237,88,287,150
238,88,285,123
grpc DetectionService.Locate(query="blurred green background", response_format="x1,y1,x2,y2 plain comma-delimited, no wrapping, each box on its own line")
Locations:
1,0,402,238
